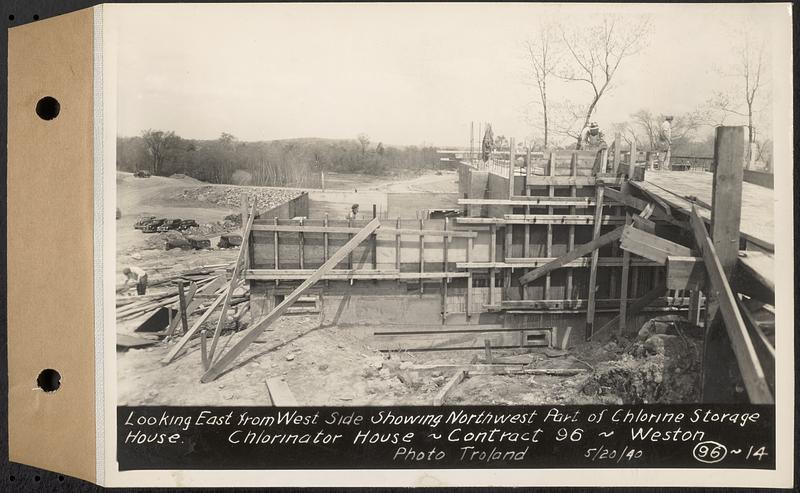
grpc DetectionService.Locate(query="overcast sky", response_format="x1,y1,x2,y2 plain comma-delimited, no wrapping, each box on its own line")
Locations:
110,3,788,147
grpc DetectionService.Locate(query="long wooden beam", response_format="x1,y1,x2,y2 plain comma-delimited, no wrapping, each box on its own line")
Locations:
460,258,658,269
604,186,686,228
458,197,618,207
457,215,626,225
689,205,772,403
244,270,469,281
201,218,381,382
251,224,476,238
519,226,624,285
619,224,693,264
585,184,606,339
526,175,623,186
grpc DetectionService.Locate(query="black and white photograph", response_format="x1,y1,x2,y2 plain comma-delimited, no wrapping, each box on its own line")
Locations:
112,3,784,410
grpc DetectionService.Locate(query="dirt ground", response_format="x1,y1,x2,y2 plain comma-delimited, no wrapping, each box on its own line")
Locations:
116,170,701,406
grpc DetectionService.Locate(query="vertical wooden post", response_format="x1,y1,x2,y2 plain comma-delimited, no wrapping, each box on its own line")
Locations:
419,218,425,293
508,137,515,198
566,152,577,300
545,151,555,299
323,214,329,262
298,218,304,270
526,146,532,184
442,217,449,323
347,217,353,270
628,140,637,179
646,151,655,170
489,224,496,306
470,121,475,164
466,271,473,318
273,217,279,270
613,133,621,174
395,217,401,271
372,204,378,270
703,126,746,403
688,290,702,326
585,183,605,339
524,187,531,258
619,213,631,334
177,280,189,335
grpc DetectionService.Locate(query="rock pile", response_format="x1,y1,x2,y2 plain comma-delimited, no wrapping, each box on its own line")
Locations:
174,186,304,212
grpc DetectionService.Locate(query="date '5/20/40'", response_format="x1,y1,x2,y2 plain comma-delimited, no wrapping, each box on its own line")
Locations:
585,445,644,463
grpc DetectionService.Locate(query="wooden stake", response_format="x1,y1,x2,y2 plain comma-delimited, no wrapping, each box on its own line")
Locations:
619,213,631,334
177,280,189,335
433,370,466,405
585,183,605,339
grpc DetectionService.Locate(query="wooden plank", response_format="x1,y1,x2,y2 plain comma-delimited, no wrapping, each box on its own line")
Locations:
619,213,631,333
177,281,190,335
201,218,381,382
603,186,685,228
585,184,605,338
266,377,298,406
459,197,605,206
620,225,693,264
162,287,229,364
433,370,466,405
568,153,578,299
298,218,305,270
458,215,626,225
419,218,425,293
273,217,279,270
518,226,625,285
466,272,472,317
688,289,703,326
589,283,666,339
666,256,704,290
631,214,656,234
252,223,477,238
738,251,774,292
375,330,526,351
207,203,257,361
526,175,623,186
501,296,689,310
508,137,515,198
245,270,468,281
613,133,621,173
395,217,401,271
690,205,772,403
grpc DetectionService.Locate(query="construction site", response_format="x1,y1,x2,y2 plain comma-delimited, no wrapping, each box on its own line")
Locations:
116,125,775,408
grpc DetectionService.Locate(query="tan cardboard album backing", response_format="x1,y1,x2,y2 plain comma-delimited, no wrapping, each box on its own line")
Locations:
8,7,97,483
5,3,795,488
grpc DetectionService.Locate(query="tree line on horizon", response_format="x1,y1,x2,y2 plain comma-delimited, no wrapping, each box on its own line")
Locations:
116,131,439,187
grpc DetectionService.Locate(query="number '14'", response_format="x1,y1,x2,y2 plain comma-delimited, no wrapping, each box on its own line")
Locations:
745,446,768,461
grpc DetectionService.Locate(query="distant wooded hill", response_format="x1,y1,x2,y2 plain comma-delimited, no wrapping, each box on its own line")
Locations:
116,132,439,188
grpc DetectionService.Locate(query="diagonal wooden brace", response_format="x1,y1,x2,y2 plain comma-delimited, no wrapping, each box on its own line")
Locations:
689,205,772,404
519,226,624,286
200,218,381,382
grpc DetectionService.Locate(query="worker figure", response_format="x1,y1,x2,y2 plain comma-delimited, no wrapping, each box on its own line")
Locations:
347,203,360,220
481,124,494,163
578,122,606,150
659,115,673,170
122,266,148,295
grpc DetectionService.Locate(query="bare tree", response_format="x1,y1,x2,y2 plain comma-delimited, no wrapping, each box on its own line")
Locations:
556,16,651,148
709,31,767,162
141,129,179,175
525,24,560,148
549,99,589,146
631,109,705,151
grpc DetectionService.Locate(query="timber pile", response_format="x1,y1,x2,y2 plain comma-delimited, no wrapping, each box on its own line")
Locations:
116,263,251,350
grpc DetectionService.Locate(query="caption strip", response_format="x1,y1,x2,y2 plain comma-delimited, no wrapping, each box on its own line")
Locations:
118,405,774,470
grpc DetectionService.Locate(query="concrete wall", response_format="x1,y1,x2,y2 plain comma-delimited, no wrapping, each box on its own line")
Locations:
743,169,773,189
258,192,309,219
250,280,445,326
